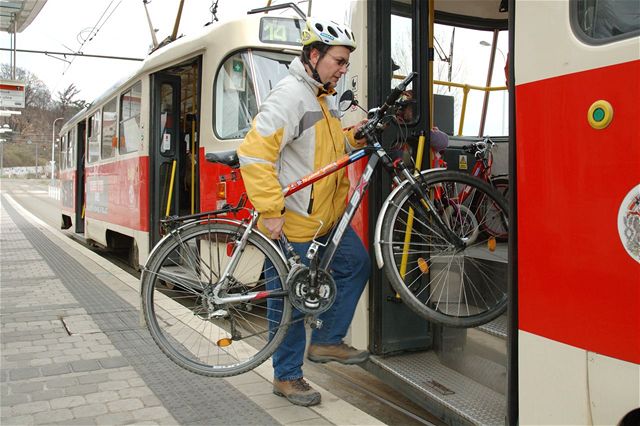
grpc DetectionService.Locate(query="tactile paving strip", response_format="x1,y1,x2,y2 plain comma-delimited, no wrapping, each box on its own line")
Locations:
3,199,278,426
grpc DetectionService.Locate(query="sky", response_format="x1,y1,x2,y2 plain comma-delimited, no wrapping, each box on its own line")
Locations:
0,0,507,136
0,0,345,102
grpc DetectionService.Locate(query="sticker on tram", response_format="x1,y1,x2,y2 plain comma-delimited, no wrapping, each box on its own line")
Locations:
617,183,640,263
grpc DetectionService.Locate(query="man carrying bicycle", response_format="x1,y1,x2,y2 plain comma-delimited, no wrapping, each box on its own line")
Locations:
237,18,369,407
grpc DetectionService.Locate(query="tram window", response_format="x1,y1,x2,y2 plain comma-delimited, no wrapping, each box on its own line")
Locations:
67,128,76,169
60,134,68,170
214,50,295,140
119,81,142,154
101,98,117,160
573,0,640,43
434,25,509,136
391,14,416,125
87,112,101,163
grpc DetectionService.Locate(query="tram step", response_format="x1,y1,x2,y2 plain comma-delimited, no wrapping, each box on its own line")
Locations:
367,351,505,426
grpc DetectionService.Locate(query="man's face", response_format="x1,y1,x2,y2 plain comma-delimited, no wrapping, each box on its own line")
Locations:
311,45,351,88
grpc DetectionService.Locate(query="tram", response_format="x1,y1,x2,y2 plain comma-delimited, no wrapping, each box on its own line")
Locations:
58,1,639,425
59,8,304,265
341,1,639,424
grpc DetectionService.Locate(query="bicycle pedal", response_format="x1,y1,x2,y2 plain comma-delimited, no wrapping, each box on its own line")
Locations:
306,317,323,329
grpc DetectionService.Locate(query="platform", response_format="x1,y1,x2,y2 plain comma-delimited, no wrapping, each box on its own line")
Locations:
0,193,385,425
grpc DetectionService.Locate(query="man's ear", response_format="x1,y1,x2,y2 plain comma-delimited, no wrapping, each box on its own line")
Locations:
309,48,320,66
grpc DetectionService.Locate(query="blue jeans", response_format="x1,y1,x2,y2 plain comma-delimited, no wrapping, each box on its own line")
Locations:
265,225,370,381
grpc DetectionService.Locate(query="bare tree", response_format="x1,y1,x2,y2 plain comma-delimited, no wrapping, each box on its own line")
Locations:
56,83,86,118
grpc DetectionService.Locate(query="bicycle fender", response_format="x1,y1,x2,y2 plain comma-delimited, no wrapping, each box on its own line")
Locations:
373,168,446,269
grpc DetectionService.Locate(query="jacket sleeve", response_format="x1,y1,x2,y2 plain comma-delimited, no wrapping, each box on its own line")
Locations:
237,91,299,218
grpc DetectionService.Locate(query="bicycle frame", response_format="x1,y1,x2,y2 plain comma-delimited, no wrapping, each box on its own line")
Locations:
210,135,453,307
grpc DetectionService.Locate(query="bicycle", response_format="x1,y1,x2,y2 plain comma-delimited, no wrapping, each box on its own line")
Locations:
140,72,509,377
460,138,509,239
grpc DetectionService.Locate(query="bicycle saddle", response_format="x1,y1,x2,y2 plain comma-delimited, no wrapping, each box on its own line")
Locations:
205,150,240,168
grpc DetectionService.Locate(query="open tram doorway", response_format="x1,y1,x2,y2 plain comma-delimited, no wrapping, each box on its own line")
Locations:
150,58,202,246
74,120,86,234
359,1,513,424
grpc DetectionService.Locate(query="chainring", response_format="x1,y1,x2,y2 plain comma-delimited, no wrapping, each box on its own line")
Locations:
286,265,337,314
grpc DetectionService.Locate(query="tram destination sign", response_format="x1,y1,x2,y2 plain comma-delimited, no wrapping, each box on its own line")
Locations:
260,17,302,46
0,80,25,109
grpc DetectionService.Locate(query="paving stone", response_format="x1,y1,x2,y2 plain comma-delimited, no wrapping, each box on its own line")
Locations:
63,383,99,397
85,390,120,404
0,393,30,406
30,388,64,401
69,360,101,373
99,357,129,369
33,408,73,424
3,414,34,425
8,368,41,381
107,397,144,412
77,373,109,385
71,402,108,418
49,395,86,409
9,381,44,394
40,363,72,377
44,376,78,389
11,400,50,416
95,411,135,425
97,380,129,391
132,406,172,421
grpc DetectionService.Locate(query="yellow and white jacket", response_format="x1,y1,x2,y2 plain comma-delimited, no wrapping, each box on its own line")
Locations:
237,57,360,242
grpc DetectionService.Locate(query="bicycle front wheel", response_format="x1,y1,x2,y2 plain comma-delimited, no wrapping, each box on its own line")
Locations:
380,170,509,327
141,221,291,377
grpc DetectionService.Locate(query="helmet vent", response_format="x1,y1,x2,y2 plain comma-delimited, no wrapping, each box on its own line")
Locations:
327,26,338,38
315,23,324,32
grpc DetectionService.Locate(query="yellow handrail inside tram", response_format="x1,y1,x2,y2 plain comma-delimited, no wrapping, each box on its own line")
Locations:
166,160,177,217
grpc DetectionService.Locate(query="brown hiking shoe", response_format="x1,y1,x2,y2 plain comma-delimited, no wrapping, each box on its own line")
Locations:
273,378,321,407
307,343,369,365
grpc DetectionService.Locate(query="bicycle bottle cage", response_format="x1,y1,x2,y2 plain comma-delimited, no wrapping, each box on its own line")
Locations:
306,220,328,260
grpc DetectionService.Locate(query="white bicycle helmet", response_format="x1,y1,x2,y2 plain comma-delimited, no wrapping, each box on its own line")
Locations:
301,18,356,50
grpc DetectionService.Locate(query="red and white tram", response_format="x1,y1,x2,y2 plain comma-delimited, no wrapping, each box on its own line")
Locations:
60,9,303,265
59,1,639,424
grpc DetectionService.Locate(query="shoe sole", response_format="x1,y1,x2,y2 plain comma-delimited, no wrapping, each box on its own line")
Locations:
273,390,321,407
307,354,369,365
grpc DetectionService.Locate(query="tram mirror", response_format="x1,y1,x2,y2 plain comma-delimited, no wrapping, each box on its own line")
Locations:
339,90,355,112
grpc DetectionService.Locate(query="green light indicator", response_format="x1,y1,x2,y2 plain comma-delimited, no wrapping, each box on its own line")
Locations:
593,108,605,122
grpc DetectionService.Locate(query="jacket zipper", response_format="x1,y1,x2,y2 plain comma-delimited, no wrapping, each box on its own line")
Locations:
307,184,314,214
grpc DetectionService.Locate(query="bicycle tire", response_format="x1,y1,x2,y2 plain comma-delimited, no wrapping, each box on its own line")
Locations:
380,170,508,328
482,176,509,239
141,221,291,377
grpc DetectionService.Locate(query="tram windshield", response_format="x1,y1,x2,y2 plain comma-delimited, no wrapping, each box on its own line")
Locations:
215,50,297,140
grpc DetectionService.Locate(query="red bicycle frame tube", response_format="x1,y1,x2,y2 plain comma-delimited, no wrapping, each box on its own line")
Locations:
282,148,368,197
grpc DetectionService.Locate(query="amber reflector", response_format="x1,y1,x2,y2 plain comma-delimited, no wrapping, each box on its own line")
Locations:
417,257,429,274
217,338,232,347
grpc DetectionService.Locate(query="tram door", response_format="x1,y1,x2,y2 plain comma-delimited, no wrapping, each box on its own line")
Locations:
74,121,86,234
150,73,181,246
367,1,433,355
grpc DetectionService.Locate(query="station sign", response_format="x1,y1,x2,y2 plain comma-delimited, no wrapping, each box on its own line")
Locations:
0,80,26,108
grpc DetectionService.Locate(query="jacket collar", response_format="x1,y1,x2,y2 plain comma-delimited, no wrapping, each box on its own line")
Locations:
290,57,336,98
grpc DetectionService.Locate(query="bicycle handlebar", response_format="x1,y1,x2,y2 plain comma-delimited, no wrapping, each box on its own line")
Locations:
355,72,418,140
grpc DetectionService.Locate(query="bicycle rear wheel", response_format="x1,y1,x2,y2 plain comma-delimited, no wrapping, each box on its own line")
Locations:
482,176,509,239
141,221,291,377
379,170,509,327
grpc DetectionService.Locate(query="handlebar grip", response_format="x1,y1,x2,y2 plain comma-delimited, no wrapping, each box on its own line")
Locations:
380,72,418,114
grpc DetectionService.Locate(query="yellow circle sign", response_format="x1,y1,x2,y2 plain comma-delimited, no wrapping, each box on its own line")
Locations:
587,100,614,130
